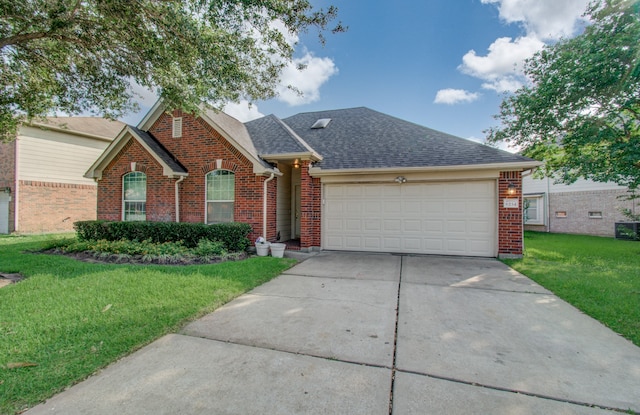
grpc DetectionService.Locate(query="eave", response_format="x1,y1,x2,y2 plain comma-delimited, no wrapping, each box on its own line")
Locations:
309,160,543,177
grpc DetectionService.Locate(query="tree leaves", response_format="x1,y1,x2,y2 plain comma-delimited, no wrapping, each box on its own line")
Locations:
486,0,640,190
0,0,344,141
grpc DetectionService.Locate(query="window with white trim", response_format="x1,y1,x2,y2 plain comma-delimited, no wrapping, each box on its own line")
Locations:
524,195,544,225
206,170,234,223
123,172,146,221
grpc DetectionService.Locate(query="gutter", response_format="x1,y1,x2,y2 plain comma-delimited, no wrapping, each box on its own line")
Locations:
308,161,543,176
175,176,185,222
263,173,275,240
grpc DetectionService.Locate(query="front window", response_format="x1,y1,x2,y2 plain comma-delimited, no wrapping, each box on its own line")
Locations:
123,172,146,221
524,195,544,225
206,170,234,223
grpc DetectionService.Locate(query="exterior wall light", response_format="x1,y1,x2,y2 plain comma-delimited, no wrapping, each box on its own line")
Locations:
292,160,300,169
394,176,407,184
506,182,517,196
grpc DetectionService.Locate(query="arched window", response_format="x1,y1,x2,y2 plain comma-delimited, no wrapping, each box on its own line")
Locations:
123,172,146,221
206,170,234,223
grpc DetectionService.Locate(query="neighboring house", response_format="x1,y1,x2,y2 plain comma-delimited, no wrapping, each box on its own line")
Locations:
522,175,636,237
0,117,124,234
85,101,539,258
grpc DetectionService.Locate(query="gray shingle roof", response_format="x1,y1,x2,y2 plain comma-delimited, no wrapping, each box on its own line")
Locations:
248,107,534,170
128,126,188,174
245,115,309,155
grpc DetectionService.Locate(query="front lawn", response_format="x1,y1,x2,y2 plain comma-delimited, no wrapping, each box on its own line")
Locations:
502,232,640,347
0,235,295,415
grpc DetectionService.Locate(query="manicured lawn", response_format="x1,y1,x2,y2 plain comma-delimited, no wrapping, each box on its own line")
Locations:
502,232,640,347
0,235,295,415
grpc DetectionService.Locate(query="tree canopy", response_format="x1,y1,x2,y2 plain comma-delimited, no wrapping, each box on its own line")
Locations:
0,0,343,141
486,0,640,191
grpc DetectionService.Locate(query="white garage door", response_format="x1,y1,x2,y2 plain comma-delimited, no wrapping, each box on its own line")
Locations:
323,181,496,257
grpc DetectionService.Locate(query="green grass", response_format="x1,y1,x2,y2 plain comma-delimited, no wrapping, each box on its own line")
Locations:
0,235,295,415
503,232,640,347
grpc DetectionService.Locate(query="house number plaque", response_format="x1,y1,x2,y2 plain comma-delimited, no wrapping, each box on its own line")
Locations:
503,198,519,209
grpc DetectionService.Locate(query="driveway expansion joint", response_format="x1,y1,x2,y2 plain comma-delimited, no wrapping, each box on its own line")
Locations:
396,368,637,414
388,256,403,415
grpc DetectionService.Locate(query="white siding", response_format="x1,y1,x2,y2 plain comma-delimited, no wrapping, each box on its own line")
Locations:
523,175,626,194
17,127,111,185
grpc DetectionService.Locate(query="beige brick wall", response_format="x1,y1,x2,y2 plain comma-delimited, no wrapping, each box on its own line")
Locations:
18,180,97,233
527,189,636,237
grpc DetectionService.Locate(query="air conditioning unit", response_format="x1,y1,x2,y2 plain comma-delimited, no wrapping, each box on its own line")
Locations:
614,222,640,240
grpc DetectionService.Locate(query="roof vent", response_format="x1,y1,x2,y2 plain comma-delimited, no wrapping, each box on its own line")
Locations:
311,118,331,129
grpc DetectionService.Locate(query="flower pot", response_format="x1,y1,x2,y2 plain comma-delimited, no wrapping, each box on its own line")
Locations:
269,243,286,258
255,242,270,256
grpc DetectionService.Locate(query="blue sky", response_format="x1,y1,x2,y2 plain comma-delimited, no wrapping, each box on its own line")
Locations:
125,0,592,147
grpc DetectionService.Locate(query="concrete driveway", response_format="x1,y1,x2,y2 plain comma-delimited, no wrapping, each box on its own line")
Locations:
26,252,640,414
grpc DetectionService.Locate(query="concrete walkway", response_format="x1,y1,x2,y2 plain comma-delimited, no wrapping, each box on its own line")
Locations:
26,252,640,414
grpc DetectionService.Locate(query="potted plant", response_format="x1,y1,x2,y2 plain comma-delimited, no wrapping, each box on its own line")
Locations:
255,236,270,256
269,242,286,258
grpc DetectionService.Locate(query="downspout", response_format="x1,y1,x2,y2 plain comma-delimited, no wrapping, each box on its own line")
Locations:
263,173,275,239
175,176,185,222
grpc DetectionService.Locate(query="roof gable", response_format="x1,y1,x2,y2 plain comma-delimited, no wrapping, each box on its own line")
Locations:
137,100,276,176
85,126,187,179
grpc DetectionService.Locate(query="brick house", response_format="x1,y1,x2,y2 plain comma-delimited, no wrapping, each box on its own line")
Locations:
523,175,635,237
0,117,123,234
86,101,540,257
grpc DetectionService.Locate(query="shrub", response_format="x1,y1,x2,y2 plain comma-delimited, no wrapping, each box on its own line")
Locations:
193,239,227,257
74,221,252,252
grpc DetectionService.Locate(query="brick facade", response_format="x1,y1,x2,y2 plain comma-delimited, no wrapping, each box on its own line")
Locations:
96,111,276,242
525,189,634,237
300,160,321,249
18,181,97,233
498,171,524,257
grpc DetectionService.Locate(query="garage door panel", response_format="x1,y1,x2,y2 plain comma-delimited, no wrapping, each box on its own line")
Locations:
346,219,362,231
324,182,496,257
383,237,401,250
383,219,402,232
364,219,381,232
446,220,467,233
424,220,444,233
363,237,381,249
403,219,422,232
364,201,382,214
403,238,422,250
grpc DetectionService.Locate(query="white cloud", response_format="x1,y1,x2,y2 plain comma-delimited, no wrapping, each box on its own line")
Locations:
453,0,591,94
459,36,544,92
434,89,480,105
481,0,590,41
222,100,265,122
276,52,338,106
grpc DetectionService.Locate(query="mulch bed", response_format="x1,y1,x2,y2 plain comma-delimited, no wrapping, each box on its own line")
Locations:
40,249,248,266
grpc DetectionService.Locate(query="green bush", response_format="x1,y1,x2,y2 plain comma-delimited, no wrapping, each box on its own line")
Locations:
193,239,227,258
74,221,252,252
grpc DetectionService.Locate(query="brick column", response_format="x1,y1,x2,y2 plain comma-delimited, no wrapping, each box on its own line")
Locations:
300,161,321,250
498,171,523,258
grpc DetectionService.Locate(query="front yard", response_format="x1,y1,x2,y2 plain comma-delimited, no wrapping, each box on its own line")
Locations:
503,231,640,347
0,235,294,414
